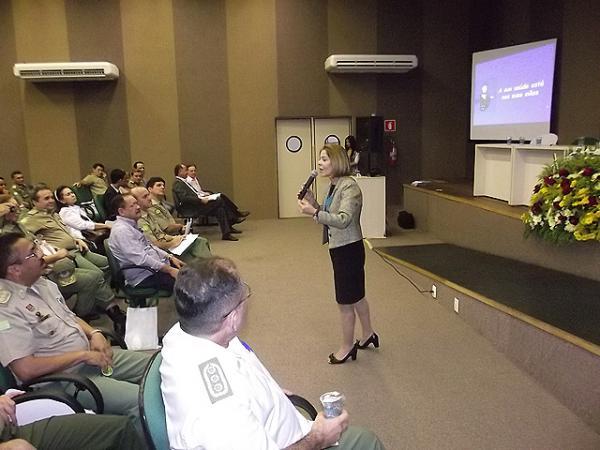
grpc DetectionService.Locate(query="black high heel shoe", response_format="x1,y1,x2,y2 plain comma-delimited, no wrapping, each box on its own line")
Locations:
357,332,380,350
328,344,358,365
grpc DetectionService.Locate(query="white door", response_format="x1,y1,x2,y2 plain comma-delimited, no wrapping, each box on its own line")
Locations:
276,118,313,218
313,118,352,200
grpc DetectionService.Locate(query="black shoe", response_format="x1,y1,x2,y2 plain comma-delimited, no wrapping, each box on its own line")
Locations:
328,344,358,365
238,210,250,218
222,233,239,241
357,332,380,349
105,305,126,338
229,227,242,234
234,217,246,225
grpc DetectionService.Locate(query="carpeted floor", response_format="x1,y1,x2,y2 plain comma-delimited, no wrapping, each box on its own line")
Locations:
101,218,600,448
376,243,600,346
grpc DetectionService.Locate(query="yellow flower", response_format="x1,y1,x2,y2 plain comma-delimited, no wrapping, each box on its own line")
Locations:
574,230,597,241
580,212,596,225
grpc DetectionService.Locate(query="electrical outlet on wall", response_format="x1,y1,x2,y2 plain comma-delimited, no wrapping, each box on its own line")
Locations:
431,285,437,299
454,297,460,313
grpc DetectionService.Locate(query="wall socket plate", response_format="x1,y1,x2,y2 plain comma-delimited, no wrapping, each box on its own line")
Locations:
431,284,437,299
454,297,460,313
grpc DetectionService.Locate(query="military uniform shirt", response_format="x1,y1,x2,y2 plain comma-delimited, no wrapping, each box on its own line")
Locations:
10,184,34,210
148,199,178,232
21,209,78,250
0,278,88,380
81,174,108,196
161,324,312,449
138,211,174,244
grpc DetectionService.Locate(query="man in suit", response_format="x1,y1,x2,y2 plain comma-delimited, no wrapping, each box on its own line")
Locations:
103,169,129,221
172,164,241,241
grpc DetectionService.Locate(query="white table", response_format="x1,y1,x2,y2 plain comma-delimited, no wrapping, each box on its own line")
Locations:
353,176,386,238
474,144,569,205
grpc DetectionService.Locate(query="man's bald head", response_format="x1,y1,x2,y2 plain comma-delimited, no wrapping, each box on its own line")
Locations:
130,187,152,210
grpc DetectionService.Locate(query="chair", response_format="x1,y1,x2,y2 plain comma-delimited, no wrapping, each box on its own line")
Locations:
171,189,211,226
71,184,103,222
139,351,318,450
0,364,104,418
104,241,172,308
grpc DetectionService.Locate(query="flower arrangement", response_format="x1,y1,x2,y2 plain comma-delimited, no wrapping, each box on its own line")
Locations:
523,146,600,243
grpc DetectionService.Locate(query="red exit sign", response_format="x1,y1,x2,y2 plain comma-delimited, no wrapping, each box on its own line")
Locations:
384,119,396,132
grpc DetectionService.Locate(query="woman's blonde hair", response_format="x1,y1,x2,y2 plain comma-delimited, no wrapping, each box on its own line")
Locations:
321,144,351,177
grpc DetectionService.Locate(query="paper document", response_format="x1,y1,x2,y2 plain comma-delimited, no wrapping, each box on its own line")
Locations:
170,234,198,256
203,193,221,201
184,218,192,235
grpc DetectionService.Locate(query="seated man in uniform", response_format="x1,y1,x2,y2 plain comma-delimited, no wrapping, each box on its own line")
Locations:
0,392,144,449
127,169,145,190
76,162,108,196
108,194,184,292
131,186,211,263
161,257,385,449
19,187,126,334
0,233,152,438
0,194,124,336
0,177,7,195
104,168,129,221
9,171,34,212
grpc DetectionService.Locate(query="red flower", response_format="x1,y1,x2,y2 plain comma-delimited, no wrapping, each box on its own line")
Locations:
558,168,570,177
533,184,541,193
581,167,595,177
589,196,598,206
569,216,579,225
558,215,567,222
531,201,542,215
560,178,571,195
543,176,556,186
552,201,561,209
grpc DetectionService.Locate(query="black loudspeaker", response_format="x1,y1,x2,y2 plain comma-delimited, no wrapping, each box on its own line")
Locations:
356,116,384,153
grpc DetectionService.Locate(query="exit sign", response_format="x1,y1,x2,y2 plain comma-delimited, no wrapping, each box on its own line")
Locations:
384,119,396,132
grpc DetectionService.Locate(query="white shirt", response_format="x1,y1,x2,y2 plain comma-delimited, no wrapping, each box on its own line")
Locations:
58,205,95,239
161,324,312,449
185,176,208,196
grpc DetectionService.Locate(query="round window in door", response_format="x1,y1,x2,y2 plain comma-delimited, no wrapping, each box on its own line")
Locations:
286,136,303,153
324,134,340,145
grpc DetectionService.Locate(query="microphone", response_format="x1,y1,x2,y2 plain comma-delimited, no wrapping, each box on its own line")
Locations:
297,170,318,200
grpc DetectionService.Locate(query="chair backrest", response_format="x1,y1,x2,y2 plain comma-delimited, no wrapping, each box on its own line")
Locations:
139,351,169,450
103,240,125,290
71,184,102,221
0,364,17,393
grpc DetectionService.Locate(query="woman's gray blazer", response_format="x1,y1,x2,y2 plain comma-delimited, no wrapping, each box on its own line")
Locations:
315,176,363,249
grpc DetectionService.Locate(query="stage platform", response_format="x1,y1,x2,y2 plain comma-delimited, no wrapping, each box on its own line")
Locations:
366,181,600,433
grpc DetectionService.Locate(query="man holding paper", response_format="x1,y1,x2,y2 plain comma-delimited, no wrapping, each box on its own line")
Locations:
131,187,211,263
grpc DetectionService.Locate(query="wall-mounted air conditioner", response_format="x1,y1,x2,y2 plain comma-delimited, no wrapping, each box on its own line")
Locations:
13,62,119,82
324,54,418,73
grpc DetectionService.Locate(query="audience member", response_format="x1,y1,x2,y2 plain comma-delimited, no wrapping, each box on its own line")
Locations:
0,392,144,449
127,169,145,189
0,177,6,195
55,185,111,239
0,195,123,334
104,169,129,220
9,172,34,211
172,164,241,241
146,176,175,214
132,161,146,184
77,163,108,196
161,257,385,449
131,187,211,263
0,233,151,437
187,163,250,219
108,194,184,291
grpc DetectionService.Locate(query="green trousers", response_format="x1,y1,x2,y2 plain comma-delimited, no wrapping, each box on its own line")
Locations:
337,425,386,449
7,414,145,450
49,267,114,316
67,349,152,438
178,235,212,263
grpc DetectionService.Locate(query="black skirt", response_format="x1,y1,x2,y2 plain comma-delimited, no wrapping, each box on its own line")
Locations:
329,240,365,305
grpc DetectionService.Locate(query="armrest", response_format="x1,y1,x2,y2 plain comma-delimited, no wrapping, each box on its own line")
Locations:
287,394,318,420
96,326,127,349
22,372,104,413
120,265,159,274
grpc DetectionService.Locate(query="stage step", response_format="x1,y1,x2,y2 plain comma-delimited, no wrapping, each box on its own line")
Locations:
374,246,600,435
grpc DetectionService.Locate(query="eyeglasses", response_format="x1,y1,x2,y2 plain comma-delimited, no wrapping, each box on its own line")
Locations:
222,282,252,319
23,246,43,261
